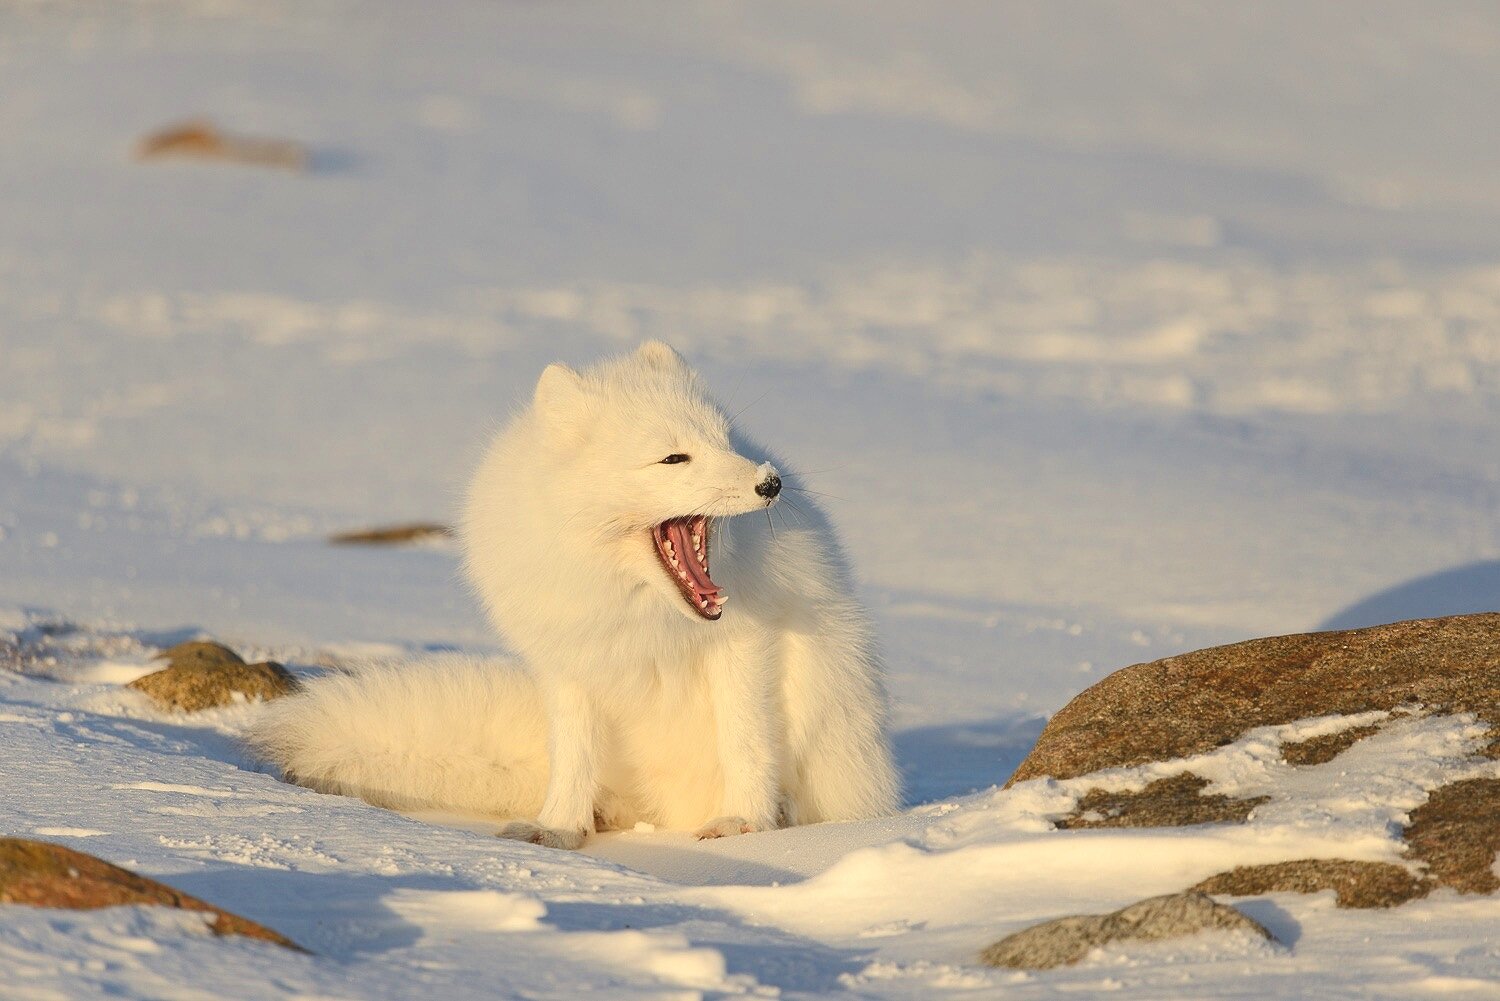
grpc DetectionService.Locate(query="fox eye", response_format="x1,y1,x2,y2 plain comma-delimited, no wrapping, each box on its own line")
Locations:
660,453,691,465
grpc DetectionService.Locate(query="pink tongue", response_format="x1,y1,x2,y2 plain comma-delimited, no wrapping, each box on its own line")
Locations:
666,517,718,594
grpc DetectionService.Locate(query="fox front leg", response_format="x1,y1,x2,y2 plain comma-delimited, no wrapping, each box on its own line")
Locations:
779,626,901,824
696,635,781,840
498,680,597,850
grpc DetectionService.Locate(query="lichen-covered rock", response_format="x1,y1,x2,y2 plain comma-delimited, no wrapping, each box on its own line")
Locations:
1055,773,1266,829
0,839,302,950
1188,778,1500,906
1192,859,1429,908
135,120,306,170
329,522,451,545
1007,614,1500,908
128,640,298,712
152,641,247,671
1279,725,1385,766
1405,777,1500,894
980,891,1270,970
1009,613,1500,785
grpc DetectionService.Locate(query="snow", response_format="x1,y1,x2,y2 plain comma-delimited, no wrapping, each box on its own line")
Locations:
5,2,1500,997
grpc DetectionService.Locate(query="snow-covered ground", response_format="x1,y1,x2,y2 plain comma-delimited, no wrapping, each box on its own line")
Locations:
5,2,1500,997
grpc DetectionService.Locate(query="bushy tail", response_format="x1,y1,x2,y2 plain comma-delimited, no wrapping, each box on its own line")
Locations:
244,655,549,819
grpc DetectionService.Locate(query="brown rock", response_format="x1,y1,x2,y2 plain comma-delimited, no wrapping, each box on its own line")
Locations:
135,120,306,171
1009,613,1500,786
153,640,247,670
980,891,1270,970
1280,725,1384,766
1191,859,1429,908
1405,777,1500,894
329,522,453,545
1055,773,1266,829
1191,775,1500,904
0,839,303,950
129,640,298,712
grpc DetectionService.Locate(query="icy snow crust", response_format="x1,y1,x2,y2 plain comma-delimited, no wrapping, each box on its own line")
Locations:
6,2,1500,997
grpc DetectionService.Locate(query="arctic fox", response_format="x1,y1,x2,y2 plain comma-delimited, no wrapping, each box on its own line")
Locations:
249,341,900,847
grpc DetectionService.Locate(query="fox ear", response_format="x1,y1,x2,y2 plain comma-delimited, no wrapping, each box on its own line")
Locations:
533,363,588,437
636,340,687,372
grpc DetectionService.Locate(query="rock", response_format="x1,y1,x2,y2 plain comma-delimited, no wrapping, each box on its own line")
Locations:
1405,777,1500,894
1280,724,1384,766
1008,613,1500,785
128,640,298,712
1191,777,1500,905
980,891,1270,969
1055,773,1266,829
1009,614,1500,907
1192,859,1429,909
135,120,306,171
152,640,247,670
0,839,302,950
329,522,452,545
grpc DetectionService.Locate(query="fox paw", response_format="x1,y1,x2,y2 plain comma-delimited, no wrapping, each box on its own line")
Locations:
694,816,760,840
497,821,586,850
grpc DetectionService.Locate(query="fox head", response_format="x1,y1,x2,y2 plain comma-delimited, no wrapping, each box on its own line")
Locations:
522,341,781,621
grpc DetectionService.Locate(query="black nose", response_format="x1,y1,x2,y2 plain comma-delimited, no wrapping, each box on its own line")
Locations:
755,474,782,499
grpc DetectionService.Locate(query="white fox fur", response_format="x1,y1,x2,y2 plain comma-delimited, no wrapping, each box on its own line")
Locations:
248,655,549,817
248,341,900,847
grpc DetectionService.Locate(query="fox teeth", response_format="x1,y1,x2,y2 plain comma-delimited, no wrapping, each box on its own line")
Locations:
711,594,728,606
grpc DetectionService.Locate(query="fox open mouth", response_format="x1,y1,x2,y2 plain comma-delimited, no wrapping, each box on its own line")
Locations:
651,515,724,620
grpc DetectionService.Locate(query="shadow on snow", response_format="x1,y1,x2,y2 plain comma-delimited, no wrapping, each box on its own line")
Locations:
894,713,1046,806
1319,559,1500,631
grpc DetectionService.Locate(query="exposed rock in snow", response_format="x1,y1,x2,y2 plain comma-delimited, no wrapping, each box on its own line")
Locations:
328,523,453,546
1187,776,1500,908
1009,612,1500,785
0,838,302,950
1193,860,1428,909
1054,773,1265,829
134,120,307,172
980,891,1271,970
1007,613,1500,916
128,641,298,713
1405,777,1500,895
1279,724,1385,766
